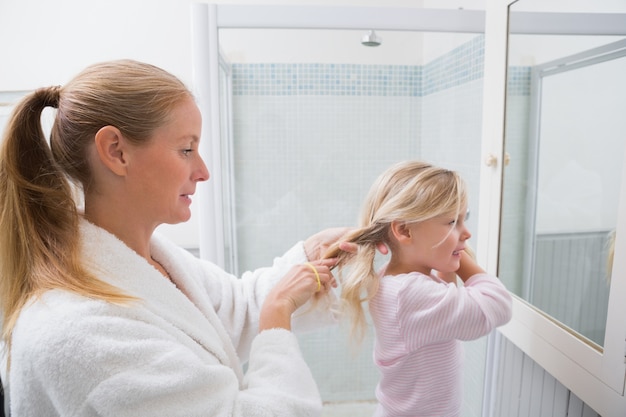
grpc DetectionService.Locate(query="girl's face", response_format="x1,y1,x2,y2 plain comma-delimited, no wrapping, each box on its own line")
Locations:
125,97,209,226
404,206,471,276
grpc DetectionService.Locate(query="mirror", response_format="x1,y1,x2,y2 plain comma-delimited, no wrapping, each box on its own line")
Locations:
499,1,626,348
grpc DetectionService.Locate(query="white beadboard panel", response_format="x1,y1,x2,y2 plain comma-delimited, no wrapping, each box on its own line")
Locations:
491,332,601,417
532,231,611,346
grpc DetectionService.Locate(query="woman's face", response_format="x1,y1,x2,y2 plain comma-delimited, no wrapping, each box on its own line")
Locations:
125,96,209,226
405,205,471,276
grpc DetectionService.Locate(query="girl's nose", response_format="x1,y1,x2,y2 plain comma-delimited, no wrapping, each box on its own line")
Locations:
461,226,472,241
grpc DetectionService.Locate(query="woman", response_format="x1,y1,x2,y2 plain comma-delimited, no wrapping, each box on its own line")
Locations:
0,59,348,416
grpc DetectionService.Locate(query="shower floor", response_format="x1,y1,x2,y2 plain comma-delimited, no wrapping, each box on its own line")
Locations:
322,401,377,417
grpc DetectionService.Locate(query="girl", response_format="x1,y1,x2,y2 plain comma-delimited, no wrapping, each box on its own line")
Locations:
330,160,512,417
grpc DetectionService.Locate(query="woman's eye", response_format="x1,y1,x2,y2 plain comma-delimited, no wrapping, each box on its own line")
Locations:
182,148,193,156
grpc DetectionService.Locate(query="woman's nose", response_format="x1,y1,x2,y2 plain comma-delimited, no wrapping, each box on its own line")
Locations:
195,155,210,182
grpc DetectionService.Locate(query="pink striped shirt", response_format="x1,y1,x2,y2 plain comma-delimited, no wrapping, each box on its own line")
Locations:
369,272,512,417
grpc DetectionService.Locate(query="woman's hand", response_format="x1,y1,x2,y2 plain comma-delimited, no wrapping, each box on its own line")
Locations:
303,227,351,261
259,258,338,331
303,227,389,261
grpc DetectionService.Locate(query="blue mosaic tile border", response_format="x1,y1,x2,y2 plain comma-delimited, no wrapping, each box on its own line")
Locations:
422,35,485,95
232,63,421,96
507,66,531,96
232,35,530,97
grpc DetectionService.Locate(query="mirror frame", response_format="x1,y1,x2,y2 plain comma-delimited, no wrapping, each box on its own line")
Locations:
487,0,626,414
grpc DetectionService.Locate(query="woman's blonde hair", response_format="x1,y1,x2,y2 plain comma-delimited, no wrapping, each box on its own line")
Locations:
0,60,192,347
330,160,468,344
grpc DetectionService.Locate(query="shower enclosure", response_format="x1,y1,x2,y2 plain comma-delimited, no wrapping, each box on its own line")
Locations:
190,4,489,416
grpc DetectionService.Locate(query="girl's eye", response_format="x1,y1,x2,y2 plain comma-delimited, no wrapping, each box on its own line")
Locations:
449,219,457,225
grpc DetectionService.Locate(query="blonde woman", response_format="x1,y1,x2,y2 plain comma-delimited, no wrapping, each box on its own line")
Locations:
0,59,350,417
330,161,512,417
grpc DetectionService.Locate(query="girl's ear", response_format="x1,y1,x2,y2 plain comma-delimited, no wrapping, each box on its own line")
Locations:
93,126,128,176
390,221,412,244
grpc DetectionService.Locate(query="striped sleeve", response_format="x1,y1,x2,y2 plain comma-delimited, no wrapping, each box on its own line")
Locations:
397,273,512,350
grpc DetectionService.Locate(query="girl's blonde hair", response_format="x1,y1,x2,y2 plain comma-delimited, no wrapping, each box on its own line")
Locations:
606,230,616,284
0,60,192,347
329,160,468,343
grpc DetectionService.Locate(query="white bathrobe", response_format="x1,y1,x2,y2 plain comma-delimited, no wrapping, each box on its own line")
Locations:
9,219,336,417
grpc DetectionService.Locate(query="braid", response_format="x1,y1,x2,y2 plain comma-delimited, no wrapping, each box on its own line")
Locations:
331,222,388,345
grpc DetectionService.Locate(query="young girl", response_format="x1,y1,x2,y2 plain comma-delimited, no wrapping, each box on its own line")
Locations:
330,160,512,417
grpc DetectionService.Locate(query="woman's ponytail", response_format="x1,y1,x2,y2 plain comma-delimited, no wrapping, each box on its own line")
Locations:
0,87,79,342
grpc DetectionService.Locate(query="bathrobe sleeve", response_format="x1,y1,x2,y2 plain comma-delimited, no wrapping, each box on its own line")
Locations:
167,238,338,362
10,291,323,417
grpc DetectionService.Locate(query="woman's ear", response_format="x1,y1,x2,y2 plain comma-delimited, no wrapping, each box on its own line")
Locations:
93,126,128,176
390,221,412,244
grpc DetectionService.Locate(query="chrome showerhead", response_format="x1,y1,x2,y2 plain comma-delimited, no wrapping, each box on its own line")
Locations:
361,30,382,47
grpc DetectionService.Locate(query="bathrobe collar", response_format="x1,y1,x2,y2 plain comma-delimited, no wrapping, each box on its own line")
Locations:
79,218,245,384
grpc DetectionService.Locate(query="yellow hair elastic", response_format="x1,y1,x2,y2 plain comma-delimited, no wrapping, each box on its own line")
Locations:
305,262,322,292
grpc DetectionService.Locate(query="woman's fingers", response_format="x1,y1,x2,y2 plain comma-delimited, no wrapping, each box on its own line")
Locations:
307,260,338,292
338,240,389,255
259,261,338,331
303,227,350,261
304,262,322,291
270,260,337,311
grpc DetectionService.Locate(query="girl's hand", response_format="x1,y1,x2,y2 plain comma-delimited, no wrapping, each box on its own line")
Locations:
456,250,485,282
434,249,484,284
